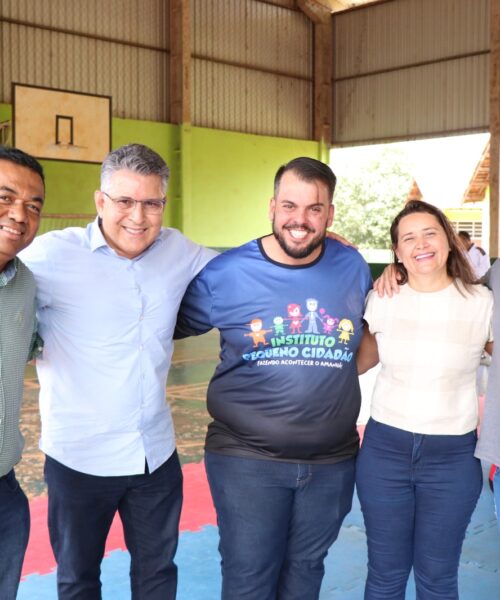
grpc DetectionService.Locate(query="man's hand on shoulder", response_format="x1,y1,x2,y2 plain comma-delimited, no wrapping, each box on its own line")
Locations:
373,264,401,297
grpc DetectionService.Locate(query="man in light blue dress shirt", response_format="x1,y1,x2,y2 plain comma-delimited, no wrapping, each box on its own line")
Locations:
20,144,217,600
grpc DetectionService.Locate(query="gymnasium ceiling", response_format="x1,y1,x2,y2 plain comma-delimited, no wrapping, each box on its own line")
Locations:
268,0,385,22
290,0,386,24
314,0,382,10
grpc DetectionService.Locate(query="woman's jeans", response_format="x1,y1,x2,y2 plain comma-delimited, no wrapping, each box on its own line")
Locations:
356,419,482,600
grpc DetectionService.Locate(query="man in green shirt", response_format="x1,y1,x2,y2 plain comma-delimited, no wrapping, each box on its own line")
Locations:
0,145,44,600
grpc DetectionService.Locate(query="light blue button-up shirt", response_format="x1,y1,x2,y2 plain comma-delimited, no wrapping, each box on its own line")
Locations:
20,219,216,476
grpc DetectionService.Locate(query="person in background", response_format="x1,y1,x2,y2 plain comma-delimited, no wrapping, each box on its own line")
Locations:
176,157,372,600
0,145,44,600
475,261,500,531
458,230,490,279
357,200,493,599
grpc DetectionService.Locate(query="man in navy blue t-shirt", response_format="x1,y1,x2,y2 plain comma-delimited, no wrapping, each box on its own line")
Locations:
176,157,372,600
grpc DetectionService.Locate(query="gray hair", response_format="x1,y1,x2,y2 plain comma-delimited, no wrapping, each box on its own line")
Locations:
100,144,170,194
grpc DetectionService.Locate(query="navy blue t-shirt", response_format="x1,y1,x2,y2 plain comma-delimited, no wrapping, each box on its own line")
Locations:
176,237,372,463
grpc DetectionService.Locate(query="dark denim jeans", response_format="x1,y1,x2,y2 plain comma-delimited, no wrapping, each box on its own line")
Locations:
44,451,183,600
0,469,30,600
205,451,355,600
356,419,482,600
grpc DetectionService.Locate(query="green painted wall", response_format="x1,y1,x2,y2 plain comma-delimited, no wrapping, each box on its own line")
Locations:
41,161,100,215
2,103,325,246
185,127,322,247
0,104,12,123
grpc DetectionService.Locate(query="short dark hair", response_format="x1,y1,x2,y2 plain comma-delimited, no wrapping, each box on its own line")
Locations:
274,157,336,202
458,230,471,241
0,145,45,184
390,200,476,288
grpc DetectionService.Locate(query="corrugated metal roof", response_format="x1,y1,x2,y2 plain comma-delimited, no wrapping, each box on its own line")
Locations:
192,0,313,138
333,0,489,144
1,0,170,121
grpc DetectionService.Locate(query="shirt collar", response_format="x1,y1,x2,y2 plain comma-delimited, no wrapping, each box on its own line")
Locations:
89,217,109,252
0,258,18,287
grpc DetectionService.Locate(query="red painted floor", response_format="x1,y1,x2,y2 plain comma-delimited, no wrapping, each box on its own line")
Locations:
22,461,216,578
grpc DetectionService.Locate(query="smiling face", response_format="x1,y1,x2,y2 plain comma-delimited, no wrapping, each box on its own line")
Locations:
250,319,263,332
0,159,44,271
395,211,452,288
268,170,334,265
95,169,165,260
306,298,318,311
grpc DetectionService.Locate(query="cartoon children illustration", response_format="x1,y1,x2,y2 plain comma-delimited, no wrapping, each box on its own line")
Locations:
322,314,338,334
244,318,273,347
273,316,286,335
337,318,354,344
287,304,303,334
303,298,321,334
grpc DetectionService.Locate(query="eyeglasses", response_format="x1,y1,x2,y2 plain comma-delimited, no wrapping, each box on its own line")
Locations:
101,191,166,215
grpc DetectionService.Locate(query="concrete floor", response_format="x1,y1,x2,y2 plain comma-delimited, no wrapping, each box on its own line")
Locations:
16,331,500,599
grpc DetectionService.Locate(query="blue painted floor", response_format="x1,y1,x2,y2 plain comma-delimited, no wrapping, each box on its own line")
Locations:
18,467,500,599
17,334,500,598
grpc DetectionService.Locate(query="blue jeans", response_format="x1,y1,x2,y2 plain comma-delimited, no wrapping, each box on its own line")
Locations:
356,419,482,600
205,451,355,600
44,452,183,600
494,466,500,531
0,469,30,600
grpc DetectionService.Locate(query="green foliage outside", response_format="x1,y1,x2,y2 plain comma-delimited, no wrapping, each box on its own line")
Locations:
331,146,414,249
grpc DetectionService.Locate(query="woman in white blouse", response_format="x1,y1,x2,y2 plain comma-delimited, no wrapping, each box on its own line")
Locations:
357,200,493,600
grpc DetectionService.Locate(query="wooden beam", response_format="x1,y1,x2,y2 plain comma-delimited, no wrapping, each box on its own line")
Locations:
297,0,331,24
297,1,333,143
299,0,358,15
255,0,298,9
319,0,350,10
169,0,191,124
313,21,333,142
299,1,382,145
490,0,500,257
